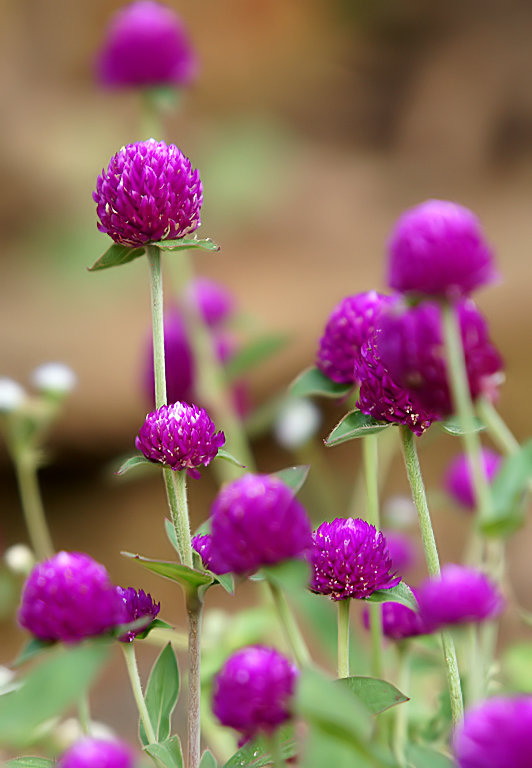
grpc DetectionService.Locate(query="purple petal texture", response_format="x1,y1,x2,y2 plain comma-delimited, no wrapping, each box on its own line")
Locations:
94,139,202,246
387,199,499,298
18,552,126,644
191,533,228,575
116,586,160,642
453,696,532,768
445,448,502,510
212,645,298,740
58,737,136,768
309,518,400,601
96,1,197,88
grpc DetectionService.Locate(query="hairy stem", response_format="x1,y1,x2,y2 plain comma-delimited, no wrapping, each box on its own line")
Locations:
337,599,351,678
14,453,54,561
121,643,157,745
187,595,203,768
147,245,167,409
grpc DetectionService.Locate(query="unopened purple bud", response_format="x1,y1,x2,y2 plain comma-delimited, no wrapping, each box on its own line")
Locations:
18,552,126,644
58,737,136,768
135,401,225,477
116,587,160,642
309,518,400,601
453,696,532,768
445,448,502,510
96,1,198,89
212,645,298,740
387,199,498,298
417,564,504,629
186,277,236,327
94,139,202,247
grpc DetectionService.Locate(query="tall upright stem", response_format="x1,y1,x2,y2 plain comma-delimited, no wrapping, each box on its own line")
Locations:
363,434,383,678
167,468,193,568
14,453,54,561
268,581,311,668
393,645,410,768
337,599,351,678
121,643,157,745
147,245,167,409
187,595,203,768
477,397,520,456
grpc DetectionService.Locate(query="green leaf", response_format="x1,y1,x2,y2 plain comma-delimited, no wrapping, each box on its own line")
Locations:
199,750,217,768
441,416,486,436
140,643,180,746
405,744,454,768
339,676,409,714
88,243,145,272
273,465,310,494
135,618,174,640
12,637,54,668
262,559,310,592
122,552,213,595
224,334,288,381
503,642,532,692
115,454,155,476
215,448,246,469
0,640,109,747
157,236,220,252
144,735,184,768
480,438,532,537
325,410,391,446
223,725,296,767
6,759,54,768
212,572,235,595
365,581,418,612
165,518,179,554
289,367,353,399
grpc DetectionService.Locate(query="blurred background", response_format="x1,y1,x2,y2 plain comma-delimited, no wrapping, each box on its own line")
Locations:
2,0,532,750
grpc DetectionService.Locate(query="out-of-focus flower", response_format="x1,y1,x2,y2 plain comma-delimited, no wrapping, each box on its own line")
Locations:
185,277,235,328
116,587,160,642
417,564,504,629
212,646,298,741
445,448,502,510
96,1,197,89
453,696,532,768
191,533,227,575
4,543,35,576
316,292,393,384
273,397,321,450
18,552,126,643
309,518,400,601
31,363,77,395
135,401,224,478
58,737,136,768
387,199,498,298
363,599,432,641
0,378,26,412
94,139,202,247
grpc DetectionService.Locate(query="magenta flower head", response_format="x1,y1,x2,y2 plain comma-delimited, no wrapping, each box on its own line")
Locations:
445,448,502,511
116,587,160,642
453,696,532,768
202,474,312,575
316,291,393,384
96,1,197,89
387,199,498,298
135,401,224,478
94,139,202,247
142,307,195,406
58,737,136,768
309,518,400,601
377,298,503,417
186,277,236,328
212,645,298,741
417,564,504,629
363,599,433,642
18,552,126,644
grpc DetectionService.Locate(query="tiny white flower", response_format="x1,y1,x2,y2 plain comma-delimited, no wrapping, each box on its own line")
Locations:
4,543,35,576
273,397,321,450
31,363,77,395
0,378,26,412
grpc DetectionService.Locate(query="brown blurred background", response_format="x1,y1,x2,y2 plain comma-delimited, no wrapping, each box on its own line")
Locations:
2,0,532,750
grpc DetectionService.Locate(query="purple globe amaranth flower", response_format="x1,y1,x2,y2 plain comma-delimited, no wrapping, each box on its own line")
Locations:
381,530,418,575
58,737,136,768
316,291,393,384
186,277,236,328
445,448,502,511
191,533,228,575
135,401,225,478
207,474,312,575
355,332,436,435
363,598,433,642
96,1,198,89
309,518,400,601
212,645,298,740
116,586,160,642
142,307,195,405
377,298,503,418
387,199,499,298
417,564,504,629
453,696,532,768
94,139,202,247
18,552,126,644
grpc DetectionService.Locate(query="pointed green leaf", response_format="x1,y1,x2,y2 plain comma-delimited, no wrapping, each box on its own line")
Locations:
290,367,353,399
212,572,235,595
115,454,155,476
134,618,174,640
122,552,213,594
480,438,532,537
165,518,179,554
441,417,486,436
273,464,310,494
215,448,246,469
144,735,184,768
339,676,409,714
12,637,54,668
262,558,310,592
224,334,288,381
365,581,418,612
406,745,454,768
88,243,145,272
199,750,217,768
6,759,54,768
223,725,296,767
325,410,391,447
140,643,180,745
157,236,220,252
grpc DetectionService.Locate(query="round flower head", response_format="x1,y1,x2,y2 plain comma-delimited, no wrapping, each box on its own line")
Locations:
94,139,202,247
377,298,503,417
58,737,136,768
417,564,504,629
192,533,227,575
96,1,197,89
445,448,502,510
316,291,393,384
143,307,195,406
18,552,126,644
363,599,432,642
387,199,498,298
116,587,160,642
186,277,235,328
453,696,532,768
212,645,298,740
207,474,312,575
309,518,400,601
135,401,225,478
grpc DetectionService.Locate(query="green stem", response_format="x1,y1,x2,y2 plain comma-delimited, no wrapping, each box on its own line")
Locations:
14,453,54,561
121,643,157,745
187,595,203,768
400,426,464,725
147,245,167,409
466,623,483,707
393,645,410,768
476,397,520,455
268,731,285,768
268,581,311,668
337,599,351,678
362,434,383,678
78,694,91,736
164,468,193,567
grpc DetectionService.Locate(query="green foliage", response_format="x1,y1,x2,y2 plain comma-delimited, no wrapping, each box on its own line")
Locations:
224,333,288,381
290,367,353,399
199,750,218,768
115,454,155,476
157,236,220,252
140,643,180,746
273,464,310,494
12,637,54,667
503,642,532,692
365,581,418,612
144,735,184,768
261,558,310,592
122,551,213,597
440,417,485,436
223,725,296,767
339,676,409,714
405,744,454,767
480,438,532,536
88,243,145,271
325,410,391,446
5,759,54,768
215,449,246,469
